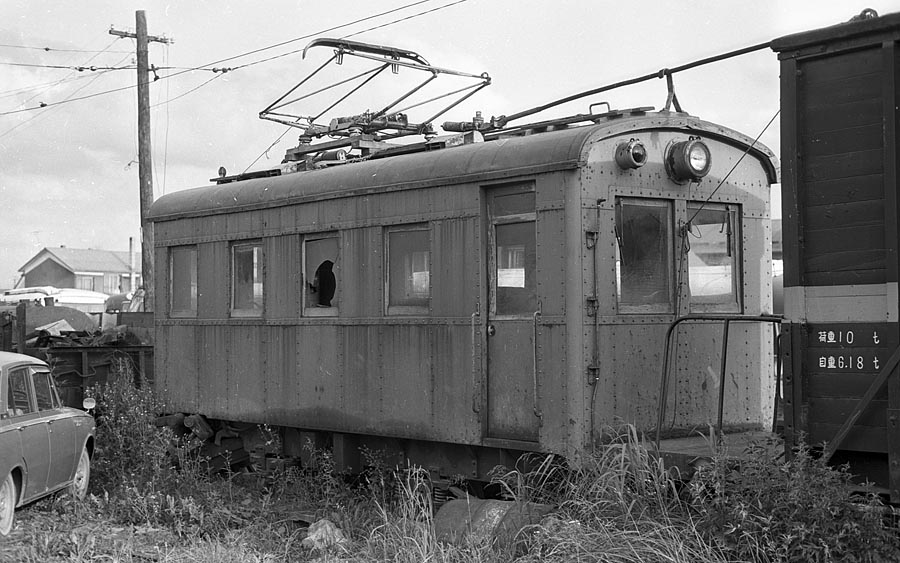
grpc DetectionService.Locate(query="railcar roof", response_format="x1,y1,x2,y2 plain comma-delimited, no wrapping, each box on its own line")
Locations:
149,111,777,222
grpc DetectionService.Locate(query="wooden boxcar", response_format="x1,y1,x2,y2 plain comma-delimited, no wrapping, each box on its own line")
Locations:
148,108,778,480
773,12,900,500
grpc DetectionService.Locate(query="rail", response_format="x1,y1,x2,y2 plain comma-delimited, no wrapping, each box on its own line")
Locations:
654,314,783,449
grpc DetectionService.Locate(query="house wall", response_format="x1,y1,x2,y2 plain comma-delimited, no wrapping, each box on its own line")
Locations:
24,261,75,288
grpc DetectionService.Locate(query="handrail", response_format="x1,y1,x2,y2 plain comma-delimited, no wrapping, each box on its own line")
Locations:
471,305,481,414
654,314,783,449
532,303,544,421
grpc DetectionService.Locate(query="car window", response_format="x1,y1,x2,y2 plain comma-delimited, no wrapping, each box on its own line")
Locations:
32,371,57,411
7,369,34,416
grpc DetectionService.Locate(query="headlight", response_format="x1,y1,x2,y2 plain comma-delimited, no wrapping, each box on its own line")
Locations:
615,139,647,170
666,138,711,183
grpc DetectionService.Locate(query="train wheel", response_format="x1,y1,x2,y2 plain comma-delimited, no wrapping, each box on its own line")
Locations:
0,473,17,536
70,447,91,500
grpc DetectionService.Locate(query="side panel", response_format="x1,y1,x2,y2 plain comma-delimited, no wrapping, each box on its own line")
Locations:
266,235,301,320
341,227,383,318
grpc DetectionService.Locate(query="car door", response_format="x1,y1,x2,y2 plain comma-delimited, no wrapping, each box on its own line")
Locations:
32,369,78,490
485,186,541,443
6,368,50,500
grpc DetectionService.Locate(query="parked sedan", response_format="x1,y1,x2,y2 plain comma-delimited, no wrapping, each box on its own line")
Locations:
0,351,95,536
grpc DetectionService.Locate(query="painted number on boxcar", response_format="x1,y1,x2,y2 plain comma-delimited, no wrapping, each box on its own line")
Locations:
805,323,898,374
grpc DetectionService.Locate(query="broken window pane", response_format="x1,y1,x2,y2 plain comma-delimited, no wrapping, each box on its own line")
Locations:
170,246,198,316
305,236,339,313
616,199,673,312
232,242,263,315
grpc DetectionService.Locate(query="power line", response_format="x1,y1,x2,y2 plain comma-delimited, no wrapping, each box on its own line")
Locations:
0,43,132,54
151,73,224,108
343,0,467,39
0,0,461,117
0,61,133,71
0,52,132,139
170,0,439,75
227,0,467,72
0,72,106,99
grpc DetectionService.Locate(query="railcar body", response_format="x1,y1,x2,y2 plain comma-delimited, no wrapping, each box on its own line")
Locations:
149,109,777,479
773,12,900,500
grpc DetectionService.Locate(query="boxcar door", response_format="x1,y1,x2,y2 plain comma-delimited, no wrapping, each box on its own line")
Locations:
485,187,540,443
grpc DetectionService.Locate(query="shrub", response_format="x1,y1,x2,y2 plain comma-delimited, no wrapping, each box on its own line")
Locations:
689,442,900,562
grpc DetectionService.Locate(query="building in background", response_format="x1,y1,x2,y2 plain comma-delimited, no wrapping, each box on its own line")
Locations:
17,247,142,295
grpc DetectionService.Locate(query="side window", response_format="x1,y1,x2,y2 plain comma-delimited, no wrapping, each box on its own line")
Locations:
686,203,741,312
304,235,339,316
7,369,34,416
386,226,431,314
32,371,58,411
615,198,674,313
170,245,198,317
231,241,264,316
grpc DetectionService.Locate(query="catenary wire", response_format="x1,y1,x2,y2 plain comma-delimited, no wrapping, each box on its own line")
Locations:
0,47,132,138
0,0,445,116
0,43,132,54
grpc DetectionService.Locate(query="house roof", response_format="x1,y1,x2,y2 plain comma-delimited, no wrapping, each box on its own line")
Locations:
19,247,140,275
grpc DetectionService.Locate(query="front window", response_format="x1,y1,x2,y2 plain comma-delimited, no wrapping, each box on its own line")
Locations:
386,227,430,314
232,241,263,316
170,246,198,316
686,203,741,312
304,236,339,316
103,273,119,294
75,275,95,291
615,198,674,313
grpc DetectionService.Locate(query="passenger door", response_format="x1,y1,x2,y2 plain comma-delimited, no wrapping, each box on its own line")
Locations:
33,369,78,489
485,187,541,443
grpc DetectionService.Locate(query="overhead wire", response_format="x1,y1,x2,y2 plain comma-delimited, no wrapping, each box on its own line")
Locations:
0,39,132,139
0,0,447,116
0,71,117,100
174,0,438,75
0,43,132,54
0,61,134,71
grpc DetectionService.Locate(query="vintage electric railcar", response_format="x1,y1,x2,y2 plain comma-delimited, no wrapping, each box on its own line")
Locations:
148,108,778,479
773,11,900,500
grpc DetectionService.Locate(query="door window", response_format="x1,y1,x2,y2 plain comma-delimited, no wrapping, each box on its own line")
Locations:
7,369,33,416
32,371,58,411
495,222,536,315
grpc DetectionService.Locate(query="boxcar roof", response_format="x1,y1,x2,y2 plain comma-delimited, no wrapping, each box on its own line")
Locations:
149,111,777,222
771,10,900,54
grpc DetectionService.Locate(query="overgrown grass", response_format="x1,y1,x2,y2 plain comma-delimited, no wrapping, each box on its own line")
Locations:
5,366,900,562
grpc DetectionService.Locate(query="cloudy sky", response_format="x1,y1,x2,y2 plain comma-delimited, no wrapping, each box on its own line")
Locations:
0,0,895,289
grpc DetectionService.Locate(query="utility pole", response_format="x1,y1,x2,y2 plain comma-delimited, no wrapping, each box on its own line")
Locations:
110,11,171,311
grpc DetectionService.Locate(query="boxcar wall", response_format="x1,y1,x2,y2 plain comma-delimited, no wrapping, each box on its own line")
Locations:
772,12,900,499
149,111,778,478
